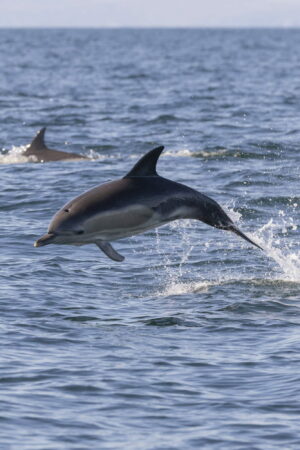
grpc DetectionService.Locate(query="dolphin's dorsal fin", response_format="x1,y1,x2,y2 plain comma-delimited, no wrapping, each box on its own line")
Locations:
28,127,47,151
124,146,164,178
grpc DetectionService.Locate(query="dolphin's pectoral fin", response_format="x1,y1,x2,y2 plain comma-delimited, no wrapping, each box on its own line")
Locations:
96,241,125,262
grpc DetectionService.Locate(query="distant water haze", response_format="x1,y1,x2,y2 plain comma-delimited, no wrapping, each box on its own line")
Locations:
1,0,300,27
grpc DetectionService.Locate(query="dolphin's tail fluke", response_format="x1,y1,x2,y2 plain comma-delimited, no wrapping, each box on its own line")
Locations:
229,225,263,250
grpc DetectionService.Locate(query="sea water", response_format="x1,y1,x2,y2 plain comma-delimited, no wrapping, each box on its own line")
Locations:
0,29,300,449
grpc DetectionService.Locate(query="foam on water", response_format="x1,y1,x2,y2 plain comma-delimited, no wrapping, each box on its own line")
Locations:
193,148,229,158
0,145,36,164
159,279,211,297
164,148,195,157
85,149,114,161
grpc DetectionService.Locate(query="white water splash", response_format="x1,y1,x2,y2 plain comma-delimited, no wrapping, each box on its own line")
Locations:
85,149,113,161
225,204,300,283
250,218,300,283
154,204,300,297
225,204,242,223
0,145,37,164
158,279,211,297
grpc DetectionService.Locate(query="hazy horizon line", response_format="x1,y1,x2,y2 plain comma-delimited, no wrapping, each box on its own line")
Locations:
0,25,300,30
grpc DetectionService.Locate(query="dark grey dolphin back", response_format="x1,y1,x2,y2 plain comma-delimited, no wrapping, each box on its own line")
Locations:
125,146,164,178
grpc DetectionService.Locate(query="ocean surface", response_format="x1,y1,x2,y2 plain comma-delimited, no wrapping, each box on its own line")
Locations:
0,28,299,449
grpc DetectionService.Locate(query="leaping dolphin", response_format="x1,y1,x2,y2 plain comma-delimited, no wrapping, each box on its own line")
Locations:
34,146,262,261
23,128,88,162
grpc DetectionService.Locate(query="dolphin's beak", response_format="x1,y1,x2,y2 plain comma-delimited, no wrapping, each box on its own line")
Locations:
34,233,55,247
229,226,263,251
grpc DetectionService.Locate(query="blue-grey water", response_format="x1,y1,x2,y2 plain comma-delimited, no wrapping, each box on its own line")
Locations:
0,29,300,449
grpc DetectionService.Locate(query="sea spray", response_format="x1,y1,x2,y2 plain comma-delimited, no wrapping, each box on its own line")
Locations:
252,218,300,283
227,205,300,283
0,145,35,164
154,203,300,298
154,221,210,296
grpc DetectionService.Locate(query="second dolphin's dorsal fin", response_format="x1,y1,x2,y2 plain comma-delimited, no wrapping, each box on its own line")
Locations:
124,146,164,178
28,127,47,151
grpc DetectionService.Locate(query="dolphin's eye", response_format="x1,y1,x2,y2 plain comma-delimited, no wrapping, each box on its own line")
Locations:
75,230,84,235
64,209,70,213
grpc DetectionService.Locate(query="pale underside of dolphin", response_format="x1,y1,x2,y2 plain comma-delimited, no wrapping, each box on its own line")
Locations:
23,128,88,162
34,146,262,261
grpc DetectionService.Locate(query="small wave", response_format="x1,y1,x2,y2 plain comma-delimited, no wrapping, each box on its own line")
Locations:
221,297,295,314
63,315,98,322
126,73,148,79
147,114,181,124
166,147,285,160
142,316,200,327
163,148,228,158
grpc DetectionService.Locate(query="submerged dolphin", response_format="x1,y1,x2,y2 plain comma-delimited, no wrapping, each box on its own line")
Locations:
23,128,87,162
35,146,262,261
